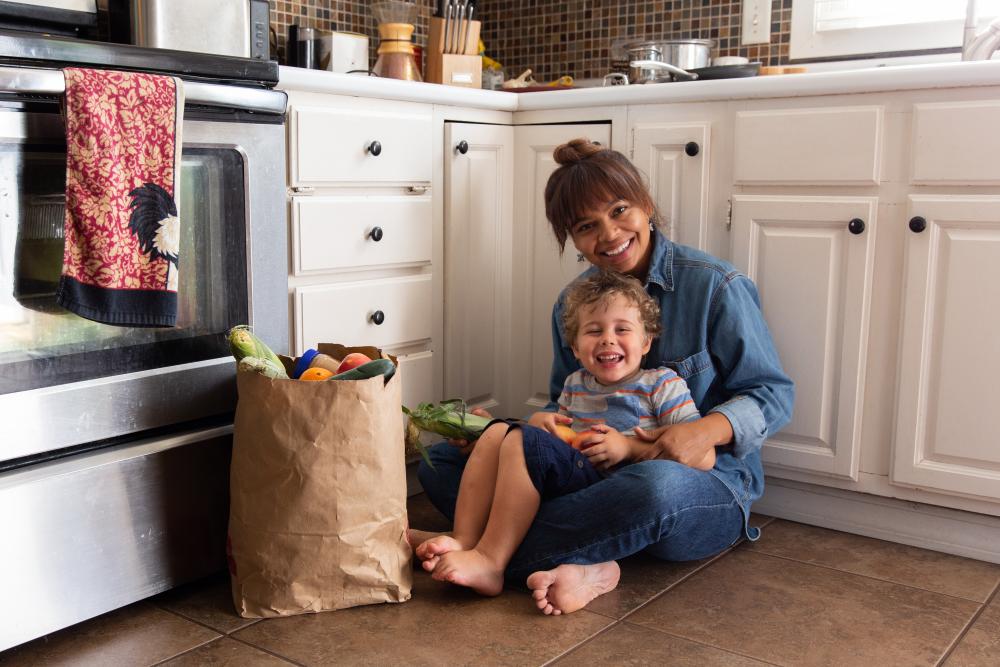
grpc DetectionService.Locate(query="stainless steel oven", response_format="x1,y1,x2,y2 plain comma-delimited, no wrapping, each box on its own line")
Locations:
0,65,287,650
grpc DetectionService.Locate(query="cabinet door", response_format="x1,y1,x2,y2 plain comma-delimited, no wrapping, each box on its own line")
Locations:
632,122,710,250
509,123,612,419
893,196,1000,502
732,195,877,481
443,123,514,415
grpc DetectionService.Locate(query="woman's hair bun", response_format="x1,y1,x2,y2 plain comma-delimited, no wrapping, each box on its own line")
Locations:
552,138,605,166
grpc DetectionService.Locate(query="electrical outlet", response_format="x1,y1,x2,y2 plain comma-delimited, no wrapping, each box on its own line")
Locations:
741,0,772,45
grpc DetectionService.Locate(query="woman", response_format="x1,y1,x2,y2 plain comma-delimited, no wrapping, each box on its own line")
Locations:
416,138,794,615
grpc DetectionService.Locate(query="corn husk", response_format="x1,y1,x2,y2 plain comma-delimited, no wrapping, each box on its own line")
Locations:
402,399,493,442
227,325,283,369
238,356,288,379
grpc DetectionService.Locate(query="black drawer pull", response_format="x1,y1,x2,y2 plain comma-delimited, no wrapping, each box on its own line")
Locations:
367,140,382,156
848,218,865,235
456,140,469,154
370,310,385,325
369,226,384,242
909,216,926,233
685,141,700,157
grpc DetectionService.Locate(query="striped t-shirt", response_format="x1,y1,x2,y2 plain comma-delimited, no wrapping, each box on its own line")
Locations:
557,367,700,435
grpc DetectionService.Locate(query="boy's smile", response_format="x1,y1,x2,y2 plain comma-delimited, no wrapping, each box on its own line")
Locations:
571,294,652,385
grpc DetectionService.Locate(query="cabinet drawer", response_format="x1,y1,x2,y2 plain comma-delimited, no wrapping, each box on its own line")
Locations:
912,101,1000,184
295,275,432,351
397,350,434,409
734,106,883,184
292,194,432,274
290,103,432,185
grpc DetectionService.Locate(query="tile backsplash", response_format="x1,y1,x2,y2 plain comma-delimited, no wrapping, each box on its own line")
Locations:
271,1,792,81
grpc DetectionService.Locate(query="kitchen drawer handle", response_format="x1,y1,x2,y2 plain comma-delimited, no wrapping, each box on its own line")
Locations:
455,140,469,155
367,140,382,156
909,216,927,233
370,310,385,325
685,141,700,157
848,218,865,235
369,226,384,242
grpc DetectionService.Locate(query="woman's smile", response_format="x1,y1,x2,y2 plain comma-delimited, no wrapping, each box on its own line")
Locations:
570,200,652,278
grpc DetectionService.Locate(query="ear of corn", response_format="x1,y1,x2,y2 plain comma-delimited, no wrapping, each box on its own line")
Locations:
238,356,289,379
228,325,283,369
402,399,494,442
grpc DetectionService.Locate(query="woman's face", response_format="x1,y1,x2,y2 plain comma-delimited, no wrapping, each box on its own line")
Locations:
568,199,653,279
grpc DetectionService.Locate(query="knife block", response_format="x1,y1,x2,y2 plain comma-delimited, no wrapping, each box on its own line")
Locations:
426,16,481,87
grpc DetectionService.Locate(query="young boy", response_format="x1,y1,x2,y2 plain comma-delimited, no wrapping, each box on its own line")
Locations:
413,271,714,597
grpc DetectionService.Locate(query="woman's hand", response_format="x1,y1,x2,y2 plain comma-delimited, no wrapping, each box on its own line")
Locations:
576,424,631,470
633,414,733,471
528,410,573,435
447,407,494,457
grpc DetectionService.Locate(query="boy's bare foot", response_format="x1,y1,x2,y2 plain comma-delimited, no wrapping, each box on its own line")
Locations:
526,561,621,615
414,534,465,572
431,549,504,596
406,528,444,550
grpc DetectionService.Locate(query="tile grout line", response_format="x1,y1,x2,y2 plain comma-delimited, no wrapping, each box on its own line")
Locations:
227,633,309,667
148,633,222,667
934,579,1000,667
153,604,262,637
619,619,787,667
538,617,623,667
743,548,997,604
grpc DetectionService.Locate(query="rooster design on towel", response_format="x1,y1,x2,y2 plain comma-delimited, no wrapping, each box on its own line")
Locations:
128,182,179,290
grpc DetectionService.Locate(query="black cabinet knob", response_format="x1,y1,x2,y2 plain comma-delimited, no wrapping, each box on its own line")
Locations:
909,216,927,233
369,226,384,242
367,140,382,156
685,141,700,157
848,218,865,235
456,140,469,154
370,310,385,325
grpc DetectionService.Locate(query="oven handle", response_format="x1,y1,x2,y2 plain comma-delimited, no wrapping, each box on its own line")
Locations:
0,65,287,115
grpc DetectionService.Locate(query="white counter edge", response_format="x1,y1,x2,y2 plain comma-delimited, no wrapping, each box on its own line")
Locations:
280,60,1000,110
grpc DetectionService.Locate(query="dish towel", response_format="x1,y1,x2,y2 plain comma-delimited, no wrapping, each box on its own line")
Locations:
56,67,185,327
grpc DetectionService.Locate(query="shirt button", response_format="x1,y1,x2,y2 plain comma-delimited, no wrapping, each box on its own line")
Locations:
577,459,584,468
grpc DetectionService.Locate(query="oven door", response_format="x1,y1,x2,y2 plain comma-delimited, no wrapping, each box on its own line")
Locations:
0,69,288,464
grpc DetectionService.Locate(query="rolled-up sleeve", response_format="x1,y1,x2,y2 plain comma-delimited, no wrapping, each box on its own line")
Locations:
706,273,795,459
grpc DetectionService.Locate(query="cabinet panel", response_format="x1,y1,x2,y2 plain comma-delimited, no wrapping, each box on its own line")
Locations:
911,101,1000,184
291,194,432,275
443,123,514,414
632,122,710,250
893,196,1000,501
290,103,432,185
734,106,883,185
510,123,612,418
732,195,877,480
294,274,432,353
397,350,434,409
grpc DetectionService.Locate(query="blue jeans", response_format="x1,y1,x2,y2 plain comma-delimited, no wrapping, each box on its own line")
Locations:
417,442,747,585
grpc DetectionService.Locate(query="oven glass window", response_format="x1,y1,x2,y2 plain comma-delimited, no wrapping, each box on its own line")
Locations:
0,145,248,394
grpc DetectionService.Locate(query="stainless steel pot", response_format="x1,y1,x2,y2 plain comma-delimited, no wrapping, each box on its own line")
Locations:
625,38,712,83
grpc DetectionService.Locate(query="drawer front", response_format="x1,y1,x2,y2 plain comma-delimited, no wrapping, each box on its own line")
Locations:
734,106,883,184
912,101,1000,184
296,275,432,351
290,104,432,185
292,194,432,274
397,350,434,409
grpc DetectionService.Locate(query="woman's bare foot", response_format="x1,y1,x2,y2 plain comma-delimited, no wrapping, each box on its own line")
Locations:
414,534,466,572
526,561,621,615
431,549,504,596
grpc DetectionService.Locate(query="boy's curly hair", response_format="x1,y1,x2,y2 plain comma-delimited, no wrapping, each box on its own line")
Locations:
562,270,662,344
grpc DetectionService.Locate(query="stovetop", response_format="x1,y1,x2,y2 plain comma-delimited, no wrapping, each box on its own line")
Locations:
0,29,278,87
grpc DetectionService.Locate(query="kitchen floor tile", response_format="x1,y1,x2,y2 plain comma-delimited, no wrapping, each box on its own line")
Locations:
552,621,772,666
745,519,1000,602
153,572,259,635
944,593,1000,666
626,549,981,666
0,602,219,667
232,570,613,666
584,552,715,620
158,637,294,666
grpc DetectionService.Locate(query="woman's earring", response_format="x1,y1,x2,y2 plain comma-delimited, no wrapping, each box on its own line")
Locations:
577,252,585,263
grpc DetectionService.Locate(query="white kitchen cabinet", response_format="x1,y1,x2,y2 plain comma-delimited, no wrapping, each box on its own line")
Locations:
631,121,711,250
508,123,612,419
892,196,1000,502
442,122,514,415
731,195,877,481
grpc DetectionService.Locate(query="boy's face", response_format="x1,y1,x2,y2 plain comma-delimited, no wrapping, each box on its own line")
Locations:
571,294,652,385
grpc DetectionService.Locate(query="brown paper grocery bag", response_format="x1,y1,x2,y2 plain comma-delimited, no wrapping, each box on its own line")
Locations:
228,344,412,617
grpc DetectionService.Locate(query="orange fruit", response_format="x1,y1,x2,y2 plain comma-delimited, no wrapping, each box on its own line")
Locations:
299,367,334,381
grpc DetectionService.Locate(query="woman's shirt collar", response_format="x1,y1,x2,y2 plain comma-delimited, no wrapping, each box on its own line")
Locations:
645,228,674,292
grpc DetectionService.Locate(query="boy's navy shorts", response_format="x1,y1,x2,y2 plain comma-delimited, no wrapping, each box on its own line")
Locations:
491,421,603,499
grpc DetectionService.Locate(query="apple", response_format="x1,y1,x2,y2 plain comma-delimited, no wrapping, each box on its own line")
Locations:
336,352,372,374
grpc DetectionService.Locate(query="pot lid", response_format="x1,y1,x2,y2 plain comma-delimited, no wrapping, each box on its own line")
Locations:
622,38,714,51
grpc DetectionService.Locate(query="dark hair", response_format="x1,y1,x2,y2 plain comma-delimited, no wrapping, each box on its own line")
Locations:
543,138,658,252
562,270,662,344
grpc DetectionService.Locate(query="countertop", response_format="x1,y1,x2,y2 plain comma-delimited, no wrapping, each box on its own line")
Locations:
278,59,1000,110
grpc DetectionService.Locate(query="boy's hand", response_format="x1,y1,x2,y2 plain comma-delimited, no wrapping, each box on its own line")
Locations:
447,407,493,456
528,410,573,435
577,424,630,470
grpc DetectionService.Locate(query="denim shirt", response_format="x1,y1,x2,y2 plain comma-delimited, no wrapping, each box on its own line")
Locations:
546,230,795,529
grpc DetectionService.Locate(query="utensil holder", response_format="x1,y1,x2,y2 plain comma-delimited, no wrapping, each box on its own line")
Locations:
426,16,481,87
